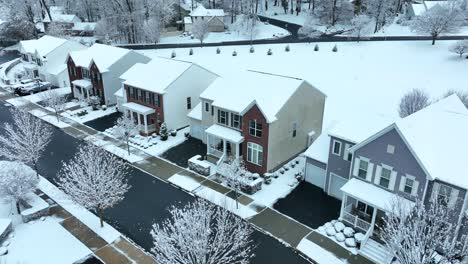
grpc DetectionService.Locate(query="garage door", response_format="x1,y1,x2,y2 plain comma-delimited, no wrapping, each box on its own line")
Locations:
328,173,348,200
305,162,326,189
190,122,205,141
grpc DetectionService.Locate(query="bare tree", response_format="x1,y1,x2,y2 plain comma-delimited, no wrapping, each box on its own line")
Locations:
151,199,255,264
365,0,395,33
217,158,250,209
398,88,431,118
410,4,463,45
234,14,259,45
192,20,210,45
41,89,67,122
444,89,468,108
449,40,468,58
315,0,354,26
382,198,468,264
114,114,139,156
58,143,130,227
0,161,38,214
350,14,372,42
47,22,69,38
143,17,161,43
0,108,52,176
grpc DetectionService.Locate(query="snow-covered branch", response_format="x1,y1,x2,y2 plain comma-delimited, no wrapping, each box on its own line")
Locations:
0,161,38,214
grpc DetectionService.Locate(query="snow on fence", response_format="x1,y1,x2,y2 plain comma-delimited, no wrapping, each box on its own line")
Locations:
0,58,20,85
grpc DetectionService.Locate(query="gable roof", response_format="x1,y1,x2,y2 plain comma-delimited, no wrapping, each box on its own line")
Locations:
200,70,320,123
190,5,225,17
19,35,68,57
352,95,468,189
43,13,81,23
68,44,131,72
120,57,205,94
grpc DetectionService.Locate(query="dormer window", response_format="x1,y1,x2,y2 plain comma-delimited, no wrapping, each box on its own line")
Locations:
218,110,228,125
82,68,91,79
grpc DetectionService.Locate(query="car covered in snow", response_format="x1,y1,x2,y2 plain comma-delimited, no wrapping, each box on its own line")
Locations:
16,81,52,95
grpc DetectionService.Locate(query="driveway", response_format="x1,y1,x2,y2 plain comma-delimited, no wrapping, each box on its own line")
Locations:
160,137,207,168
274,182,341,229
84,112,122,132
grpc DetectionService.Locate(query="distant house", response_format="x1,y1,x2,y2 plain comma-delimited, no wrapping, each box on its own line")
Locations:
119,58,218,136
66,44,150,105
406,0,447,19
189,70,326,174
43,6,82,32
306,95,468,263
189,5,225,32
69,22,97,36
18,35,86,87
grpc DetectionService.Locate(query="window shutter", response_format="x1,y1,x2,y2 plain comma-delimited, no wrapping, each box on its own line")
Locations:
430,182,440,201
389,171,397,191
411,181,419,197
366,162,374,182
374,165,382,185
399,176,407,192
353,158,360,177
448,188,459,209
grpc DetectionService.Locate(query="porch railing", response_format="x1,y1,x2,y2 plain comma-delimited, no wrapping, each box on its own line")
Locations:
208,146,223,158
342,211,371,232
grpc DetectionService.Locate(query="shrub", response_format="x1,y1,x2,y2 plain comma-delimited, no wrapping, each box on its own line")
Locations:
332,45,338,52
171,51,176,58
314,44,319,51
232,50,237,56
216,47,221,54
285,45,290,52
250,46,255,53
267,48,273,55
189,48,193,55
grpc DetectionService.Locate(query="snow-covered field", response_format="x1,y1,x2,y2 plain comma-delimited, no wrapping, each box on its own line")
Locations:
139,41,468,130
160,23,289,44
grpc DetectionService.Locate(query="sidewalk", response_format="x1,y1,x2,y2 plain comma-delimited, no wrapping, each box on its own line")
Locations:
38,190,157,264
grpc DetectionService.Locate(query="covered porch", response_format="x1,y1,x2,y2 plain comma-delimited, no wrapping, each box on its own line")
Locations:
205,124,244,165
72,79,93,100
122,102,156,136
339,178,414,246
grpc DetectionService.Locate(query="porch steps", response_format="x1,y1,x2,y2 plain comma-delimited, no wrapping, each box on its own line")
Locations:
360,239,391,264
206,155,219,165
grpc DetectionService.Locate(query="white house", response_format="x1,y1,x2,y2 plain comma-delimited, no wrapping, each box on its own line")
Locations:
18,35,86,87
190,5,225,32
406,0,447,19
67,44,151,105
119,57,218,135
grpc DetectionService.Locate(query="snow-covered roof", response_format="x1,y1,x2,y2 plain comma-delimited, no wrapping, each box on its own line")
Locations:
114,88,124,98
411,3,427,16
424,1,446,10
184,16,193,24
72,22,97,31
122,102,155,115
394,95,468,189
19,35,67,57
44,13,81,23
200,70,310,123
188,102,202,120
72,79,92,89
206,124,244,143
328,112,394,143
412,1,447,16
120,57,193,94
68,44,131,72
190,5,225,17
341,178,415,212
46,63,67,75
303,122,338,163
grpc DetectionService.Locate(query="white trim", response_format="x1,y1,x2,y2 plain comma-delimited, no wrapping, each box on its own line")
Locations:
352,157,360,177
343,143,352,161
389,170,397,191
374,165,382,185
332,139,342,156
366,162,374,182
327,172,348,199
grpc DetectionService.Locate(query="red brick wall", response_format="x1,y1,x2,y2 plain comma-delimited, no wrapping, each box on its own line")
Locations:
67,57,81,96
242,104,269,175
90,63,105,104
125,85,165,134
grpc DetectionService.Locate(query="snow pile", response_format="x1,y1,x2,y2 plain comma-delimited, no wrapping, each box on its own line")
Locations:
317,220,359,254
297,236,347,264
168,173,202,192
84,134,145,163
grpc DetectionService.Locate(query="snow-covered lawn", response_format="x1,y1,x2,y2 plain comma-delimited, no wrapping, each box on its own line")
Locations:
84,134,146,163
297,237,346,264
249,157,304,207
104,126,190,157
138,41,468,130
160,23,289,44
39,177,121,244
28,108,71,128
62,105,118,124
261,4,309,25
6,87,70,107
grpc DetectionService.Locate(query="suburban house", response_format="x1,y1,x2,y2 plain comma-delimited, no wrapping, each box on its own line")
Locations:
43,6,82,32
189,5,225,32
189,70,326,174
66,44,150,105
406,0,447,19
70,22,97,36
119,58,218,135
18,35,86,87
304,114,392,200
308,95,468,263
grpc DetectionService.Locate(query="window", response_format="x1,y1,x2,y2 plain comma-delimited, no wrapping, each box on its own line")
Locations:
344,143,353,161
247,142,263,166
249,120,262,137
437,185,452,206
292,122,297,138
387,144,395,154
157,113,161,124
145,91,150,104
404,178,414,194
357,201,374,217
379,167,392,188
137,89,142,101
211,105,214,116
358,160,368,179
153,94,160,107
187,97,191,110
129,87,134,99
205,102,209,112
332,140,342,156
82,68,91,79
218,110,228,125
231,113,242,129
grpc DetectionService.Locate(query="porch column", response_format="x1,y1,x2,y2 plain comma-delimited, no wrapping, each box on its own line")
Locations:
369,207,377,234
223,139,227,158
340,194,346,220
86,88,90,99
235,143,240,159
144,114,148,135
206,135,210,157
137,114,141,131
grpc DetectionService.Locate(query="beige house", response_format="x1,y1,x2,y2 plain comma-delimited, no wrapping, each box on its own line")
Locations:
189,5,225,32
188,70,326,174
